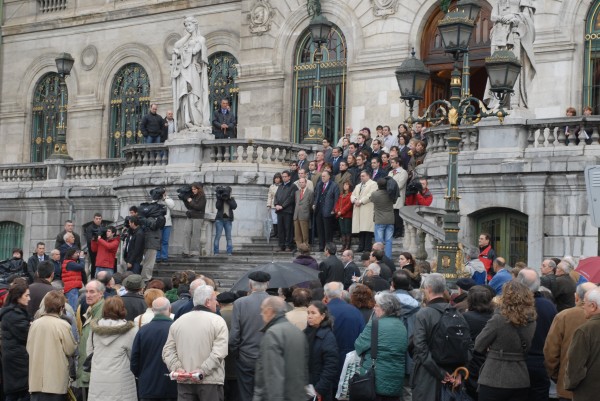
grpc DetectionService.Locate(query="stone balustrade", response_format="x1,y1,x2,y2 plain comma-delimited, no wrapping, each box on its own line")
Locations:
0,164,47,182
123,144,169,168
426,126,479,154
65,160,124,180
526,116,600,148
37,0,67,13
203,139,312,164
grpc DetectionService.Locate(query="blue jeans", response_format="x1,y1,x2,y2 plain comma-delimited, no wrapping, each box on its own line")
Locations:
374,224,394,259
214,219,233,254
65,288,80,312
145,135,161,144
159,225,172,260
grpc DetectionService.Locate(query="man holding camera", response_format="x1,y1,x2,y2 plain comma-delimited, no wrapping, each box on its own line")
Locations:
214,186,237,255
85,213,105,278
182,183,207,257
405,178,433,206
91,226,119,277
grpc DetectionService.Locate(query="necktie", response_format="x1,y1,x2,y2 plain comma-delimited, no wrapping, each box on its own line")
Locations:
373,170,377,178
322,183,327,194
300,189,304,200
360,184,364,194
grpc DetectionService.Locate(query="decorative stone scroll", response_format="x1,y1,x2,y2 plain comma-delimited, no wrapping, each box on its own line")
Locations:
371,0,399,18
248,0,275,36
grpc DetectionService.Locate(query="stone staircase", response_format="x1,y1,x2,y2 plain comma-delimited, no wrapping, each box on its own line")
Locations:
152,236,405,290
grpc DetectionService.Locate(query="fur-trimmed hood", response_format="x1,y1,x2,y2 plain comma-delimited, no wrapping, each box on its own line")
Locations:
90,318,135,346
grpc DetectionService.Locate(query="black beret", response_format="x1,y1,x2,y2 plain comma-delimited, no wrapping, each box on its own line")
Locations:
456,277,476,292
217,292,237,304
248,271,271,283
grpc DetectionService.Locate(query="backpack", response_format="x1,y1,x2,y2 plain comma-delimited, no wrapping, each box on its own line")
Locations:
140,216,166,231
429,306,471,367
384,176,400,201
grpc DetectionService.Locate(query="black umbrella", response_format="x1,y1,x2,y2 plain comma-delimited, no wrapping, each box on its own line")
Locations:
230,262,320,292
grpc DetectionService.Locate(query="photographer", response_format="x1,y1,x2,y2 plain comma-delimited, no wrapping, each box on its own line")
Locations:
157,189,175,263
84,213,105,278
214,185,237,255
181,183,206,257
405,177,433,206
124,216,145,274
141,188,166,284
91,226,119,276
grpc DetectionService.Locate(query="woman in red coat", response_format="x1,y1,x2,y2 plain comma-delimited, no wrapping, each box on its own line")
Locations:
334,180,354,251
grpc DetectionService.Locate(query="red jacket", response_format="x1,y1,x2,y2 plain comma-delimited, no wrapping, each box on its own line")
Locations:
334,193,353,219
405,190,433,206
62,259,84,294
91,236,120,269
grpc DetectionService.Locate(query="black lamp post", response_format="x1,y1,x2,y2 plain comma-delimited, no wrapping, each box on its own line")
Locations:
50,52,74,160
395,0,521,281
304,10,332,143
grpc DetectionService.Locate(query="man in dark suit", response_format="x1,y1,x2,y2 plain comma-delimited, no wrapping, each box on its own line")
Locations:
297,150,308,171
293,178,313,249
124,216,145,274
363,263,390,292
26,242,49,283
274,170,297,251
212,98,237,139
370,157,386,181
330,147,344,175
341,249,361,290
318,243,345,286
312,170,340,251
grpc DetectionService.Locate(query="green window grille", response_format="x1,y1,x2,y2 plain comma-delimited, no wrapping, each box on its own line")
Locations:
477,208,528,266
584,1,600,112
108,63,151,158
0,222,24,261
31,73,65,162
292,26,347,144
208,52,239,134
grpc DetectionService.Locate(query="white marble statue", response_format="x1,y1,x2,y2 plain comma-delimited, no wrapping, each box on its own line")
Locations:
171,16,210,131
488,0,537,110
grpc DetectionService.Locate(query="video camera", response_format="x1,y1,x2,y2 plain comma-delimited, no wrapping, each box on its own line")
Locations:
91,226,108,240
405,179,423,196
149,187,166,201
215,185,232,201
177,185,193,201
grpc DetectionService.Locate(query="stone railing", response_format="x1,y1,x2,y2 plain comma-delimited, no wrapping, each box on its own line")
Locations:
526,116,600,148
65,159,124,180
426,126,479,154
399,205,445,262
0,164,48,182
37,0,67,13
203,139,313,164
123,144,169,168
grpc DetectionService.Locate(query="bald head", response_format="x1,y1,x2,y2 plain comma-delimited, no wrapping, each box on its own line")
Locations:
152,297,171,316
516,268,540,292
260,296,287,324
576,282,597,303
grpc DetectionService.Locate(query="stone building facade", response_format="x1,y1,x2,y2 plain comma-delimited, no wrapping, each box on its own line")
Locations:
0,0,599,267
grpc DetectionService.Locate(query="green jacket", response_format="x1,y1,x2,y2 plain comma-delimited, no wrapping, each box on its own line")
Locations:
355,316,408,397
75,299,104,388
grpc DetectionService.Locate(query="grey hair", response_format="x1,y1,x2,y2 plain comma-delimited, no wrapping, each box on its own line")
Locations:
421,273,446,294
467,247,479,260
263,296,288,314
189,278,207,296
324,282,343,299
374,292,402,317
88,279,105,294
367,263,380,276
516,268,540,292
63,232,73,242
249,279,268,292
546,259,557,269
576,283,597,301
152,297,171,315
192,285,215,307
50,249,60,256
558,260,573,274
586,288,600,306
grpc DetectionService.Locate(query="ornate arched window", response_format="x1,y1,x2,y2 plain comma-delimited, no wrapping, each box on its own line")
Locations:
208,52,239,134
292,26,347,143
108,63,150,158
0,222,24,261
31,73,65,162
584,1,600,113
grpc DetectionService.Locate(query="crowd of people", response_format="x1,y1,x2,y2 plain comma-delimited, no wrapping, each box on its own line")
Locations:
267,125,433,257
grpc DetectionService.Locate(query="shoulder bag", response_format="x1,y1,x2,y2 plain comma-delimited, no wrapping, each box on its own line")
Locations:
348,317,378,401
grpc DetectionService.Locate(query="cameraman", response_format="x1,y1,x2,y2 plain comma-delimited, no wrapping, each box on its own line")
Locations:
157,189,175,263
91,226,119,276
84,213,105,278
182,183,206,257
124,216,145,274
405,178,433,206
214,186,237,255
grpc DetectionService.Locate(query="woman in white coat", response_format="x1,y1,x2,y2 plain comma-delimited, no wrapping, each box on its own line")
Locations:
350,170,378,253
87,296,138,401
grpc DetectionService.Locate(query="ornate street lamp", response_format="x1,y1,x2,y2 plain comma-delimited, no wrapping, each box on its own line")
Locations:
396,0,522,281
49,52,74,160
304,5,332,144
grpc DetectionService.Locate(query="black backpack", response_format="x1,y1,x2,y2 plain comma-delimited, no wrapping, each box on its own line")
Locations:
429,306,471,367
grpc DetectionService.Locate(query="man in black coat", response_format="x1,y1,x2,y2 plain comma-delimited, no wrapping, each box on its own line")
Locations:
274,170,297,252
84,213,105,278
319,243,345,286
312,170,340,252
141,103,164,144
212,98,237,139
341,249,361,290
54,220,82,250
554,261,577,312
124,217,145,275
26,242,49,283
362,263,390,292
121,274,147,321
130,297,177,400
28,261,55,316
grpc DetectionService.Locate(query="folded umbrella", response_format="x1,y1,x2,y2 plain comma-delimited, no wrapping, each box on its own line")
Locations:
575,256,600,283
230,262,320,292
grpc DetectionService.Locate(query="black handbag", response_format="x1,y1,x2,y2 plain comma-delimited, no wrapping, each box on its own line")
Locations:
348,317,378,401
82,333,94,373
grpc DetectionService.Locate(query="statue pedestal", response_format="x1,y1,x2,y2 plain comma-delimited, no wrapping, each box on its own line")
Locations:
165,126,214,171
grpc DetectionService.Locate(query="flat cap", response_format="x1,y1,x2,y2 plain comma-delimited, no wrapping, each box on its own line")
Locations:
456,277,476,292
217,291,237,304
123,274,143,291
248,271,271,283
